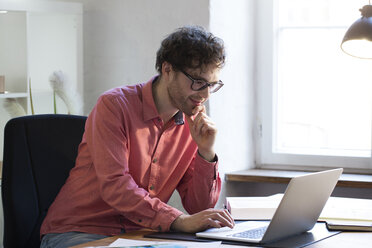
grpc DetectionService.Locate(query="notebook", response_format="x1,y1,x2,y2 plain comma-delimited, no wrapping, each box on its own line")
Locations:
196,168,343,244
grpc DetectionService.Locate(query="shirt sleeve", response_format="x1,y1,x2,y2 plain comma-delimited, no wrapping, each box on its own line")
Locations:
85,94,183,232
176,152,222,214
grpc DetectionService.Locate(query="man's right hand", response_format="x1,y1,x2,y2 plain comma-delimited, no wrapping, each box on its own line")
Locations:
170,208,235,233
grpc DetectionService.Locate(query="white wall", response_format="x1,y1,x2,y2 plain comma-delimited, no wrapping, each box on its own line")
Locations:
0,11,27,161
56,0,210,114
28,12,80,114
209,0,255,173
209,0,256,207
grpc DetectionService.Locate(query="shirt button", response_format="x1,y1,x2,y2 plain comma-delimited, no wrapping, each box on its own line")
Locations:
150,185,154,190
152,158,158,163
138,219,142,223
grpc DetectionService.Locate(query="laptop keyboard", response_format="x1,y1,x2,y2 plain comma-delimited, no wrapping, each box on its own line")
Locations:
230,226,268,239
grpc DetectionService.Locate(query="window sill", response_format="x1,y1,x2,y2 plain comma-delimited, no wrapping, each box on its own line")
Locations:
225,169,372,188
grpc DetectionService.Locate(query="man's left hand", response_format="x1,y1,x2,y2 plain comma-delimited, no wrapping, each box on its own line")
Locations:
185,106,217,162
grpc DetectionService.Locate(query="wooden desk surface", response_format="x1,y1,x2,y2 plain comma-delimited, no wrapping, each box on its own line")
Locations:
71,230,372,248
71,230,154,248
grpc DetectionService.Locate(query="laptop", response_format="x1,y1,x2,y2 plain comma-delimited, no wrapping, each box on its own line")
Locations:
196,168,343,244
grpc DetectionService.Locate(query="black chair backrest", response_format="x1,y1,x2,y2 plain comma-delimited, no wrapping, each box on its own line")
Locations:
2,114,87,248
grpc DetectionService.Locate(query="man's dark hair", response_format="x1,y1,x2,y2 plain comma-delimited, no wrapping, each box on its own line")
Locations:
155,26,225,73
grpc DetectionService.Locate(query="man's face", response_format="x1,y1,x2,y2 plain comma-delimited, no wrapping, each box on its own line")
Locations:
167,65,220,116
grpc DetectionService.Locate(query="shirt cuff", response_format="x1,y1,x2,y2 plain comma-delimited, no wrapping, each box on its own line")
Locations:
152,205,184,232
197,150,218,162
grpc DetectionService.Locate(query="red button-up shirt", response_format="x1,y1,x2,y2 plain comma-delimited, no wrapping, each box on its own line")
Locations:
40,77,221,236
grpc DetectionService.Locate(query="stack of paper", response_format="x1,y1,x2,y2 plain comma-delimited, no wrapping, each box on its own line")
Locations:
320,196,372,231
225,194,283,220
85,238,221,248
320,196,372,221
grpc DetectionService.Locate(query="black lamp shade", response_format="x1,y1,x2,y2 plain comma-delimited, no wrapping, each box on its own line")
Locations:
341,5,372,59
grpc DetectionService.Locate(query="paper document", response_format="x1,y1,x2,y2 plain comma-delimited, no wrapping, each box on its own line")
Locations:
320,197,372,221
97,238,222,248
225,194,283,220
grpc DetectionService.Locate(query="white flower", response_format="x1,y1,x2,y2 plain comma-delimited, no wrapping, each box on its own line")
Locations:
49,70,83,115
3,98,26,117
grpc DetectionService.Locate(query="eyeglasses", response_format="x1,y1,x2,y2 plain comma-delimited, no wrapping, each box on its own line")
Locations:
180,70,224,93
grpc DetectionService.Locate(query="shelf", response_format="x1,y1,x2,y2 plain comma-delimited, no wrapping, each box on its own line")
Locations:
0,92,28,98
225,169,372,188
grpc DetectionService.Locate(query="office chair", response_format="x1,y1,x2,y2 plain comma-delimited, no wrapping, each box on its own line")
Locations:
1,114,87,248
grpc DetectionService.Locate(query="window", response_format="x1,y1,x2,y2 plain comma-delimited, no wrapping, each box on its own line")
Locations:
257,0,372,170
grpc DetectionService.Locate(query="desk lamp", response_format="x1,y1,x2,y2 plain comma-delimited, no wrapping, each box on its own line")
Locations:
341,2,372,59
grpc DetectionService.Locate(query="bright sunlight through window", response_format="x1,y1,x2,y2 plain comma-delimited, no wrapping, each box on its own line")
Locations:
275,0,372,158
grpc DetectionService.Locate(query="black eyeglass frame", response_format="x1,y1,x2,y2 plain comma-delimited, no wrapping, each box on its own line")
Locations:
180,70,224,93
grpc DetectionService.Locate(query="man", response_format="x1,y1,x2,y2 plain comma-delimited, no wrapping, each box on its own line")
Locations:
40,26,234,248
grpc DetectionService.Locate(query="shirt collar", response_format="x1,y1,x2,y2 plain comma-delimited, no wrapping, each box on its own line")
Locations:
174,111,185,125
142,76,184,125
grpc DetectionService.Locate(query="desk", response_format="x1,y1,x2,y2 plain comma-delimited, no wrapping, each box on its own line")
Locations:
71,230,372,248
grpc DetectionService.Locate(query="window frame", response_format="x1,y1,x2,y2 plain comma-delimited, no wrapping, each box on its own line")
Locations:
255,0,372,171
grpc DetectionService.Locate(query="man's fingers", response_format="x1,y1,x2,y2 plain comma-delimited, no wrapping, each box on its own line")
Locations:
188,105,211,135
201,210,234,229
187,111,207,134
222,209,235,228
206,218,222,229
217,209,235,228
194,116,217,137
201,120,217,135
191,105,204,116
185,114,193,128
171,209,235,233
210,211,234,229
